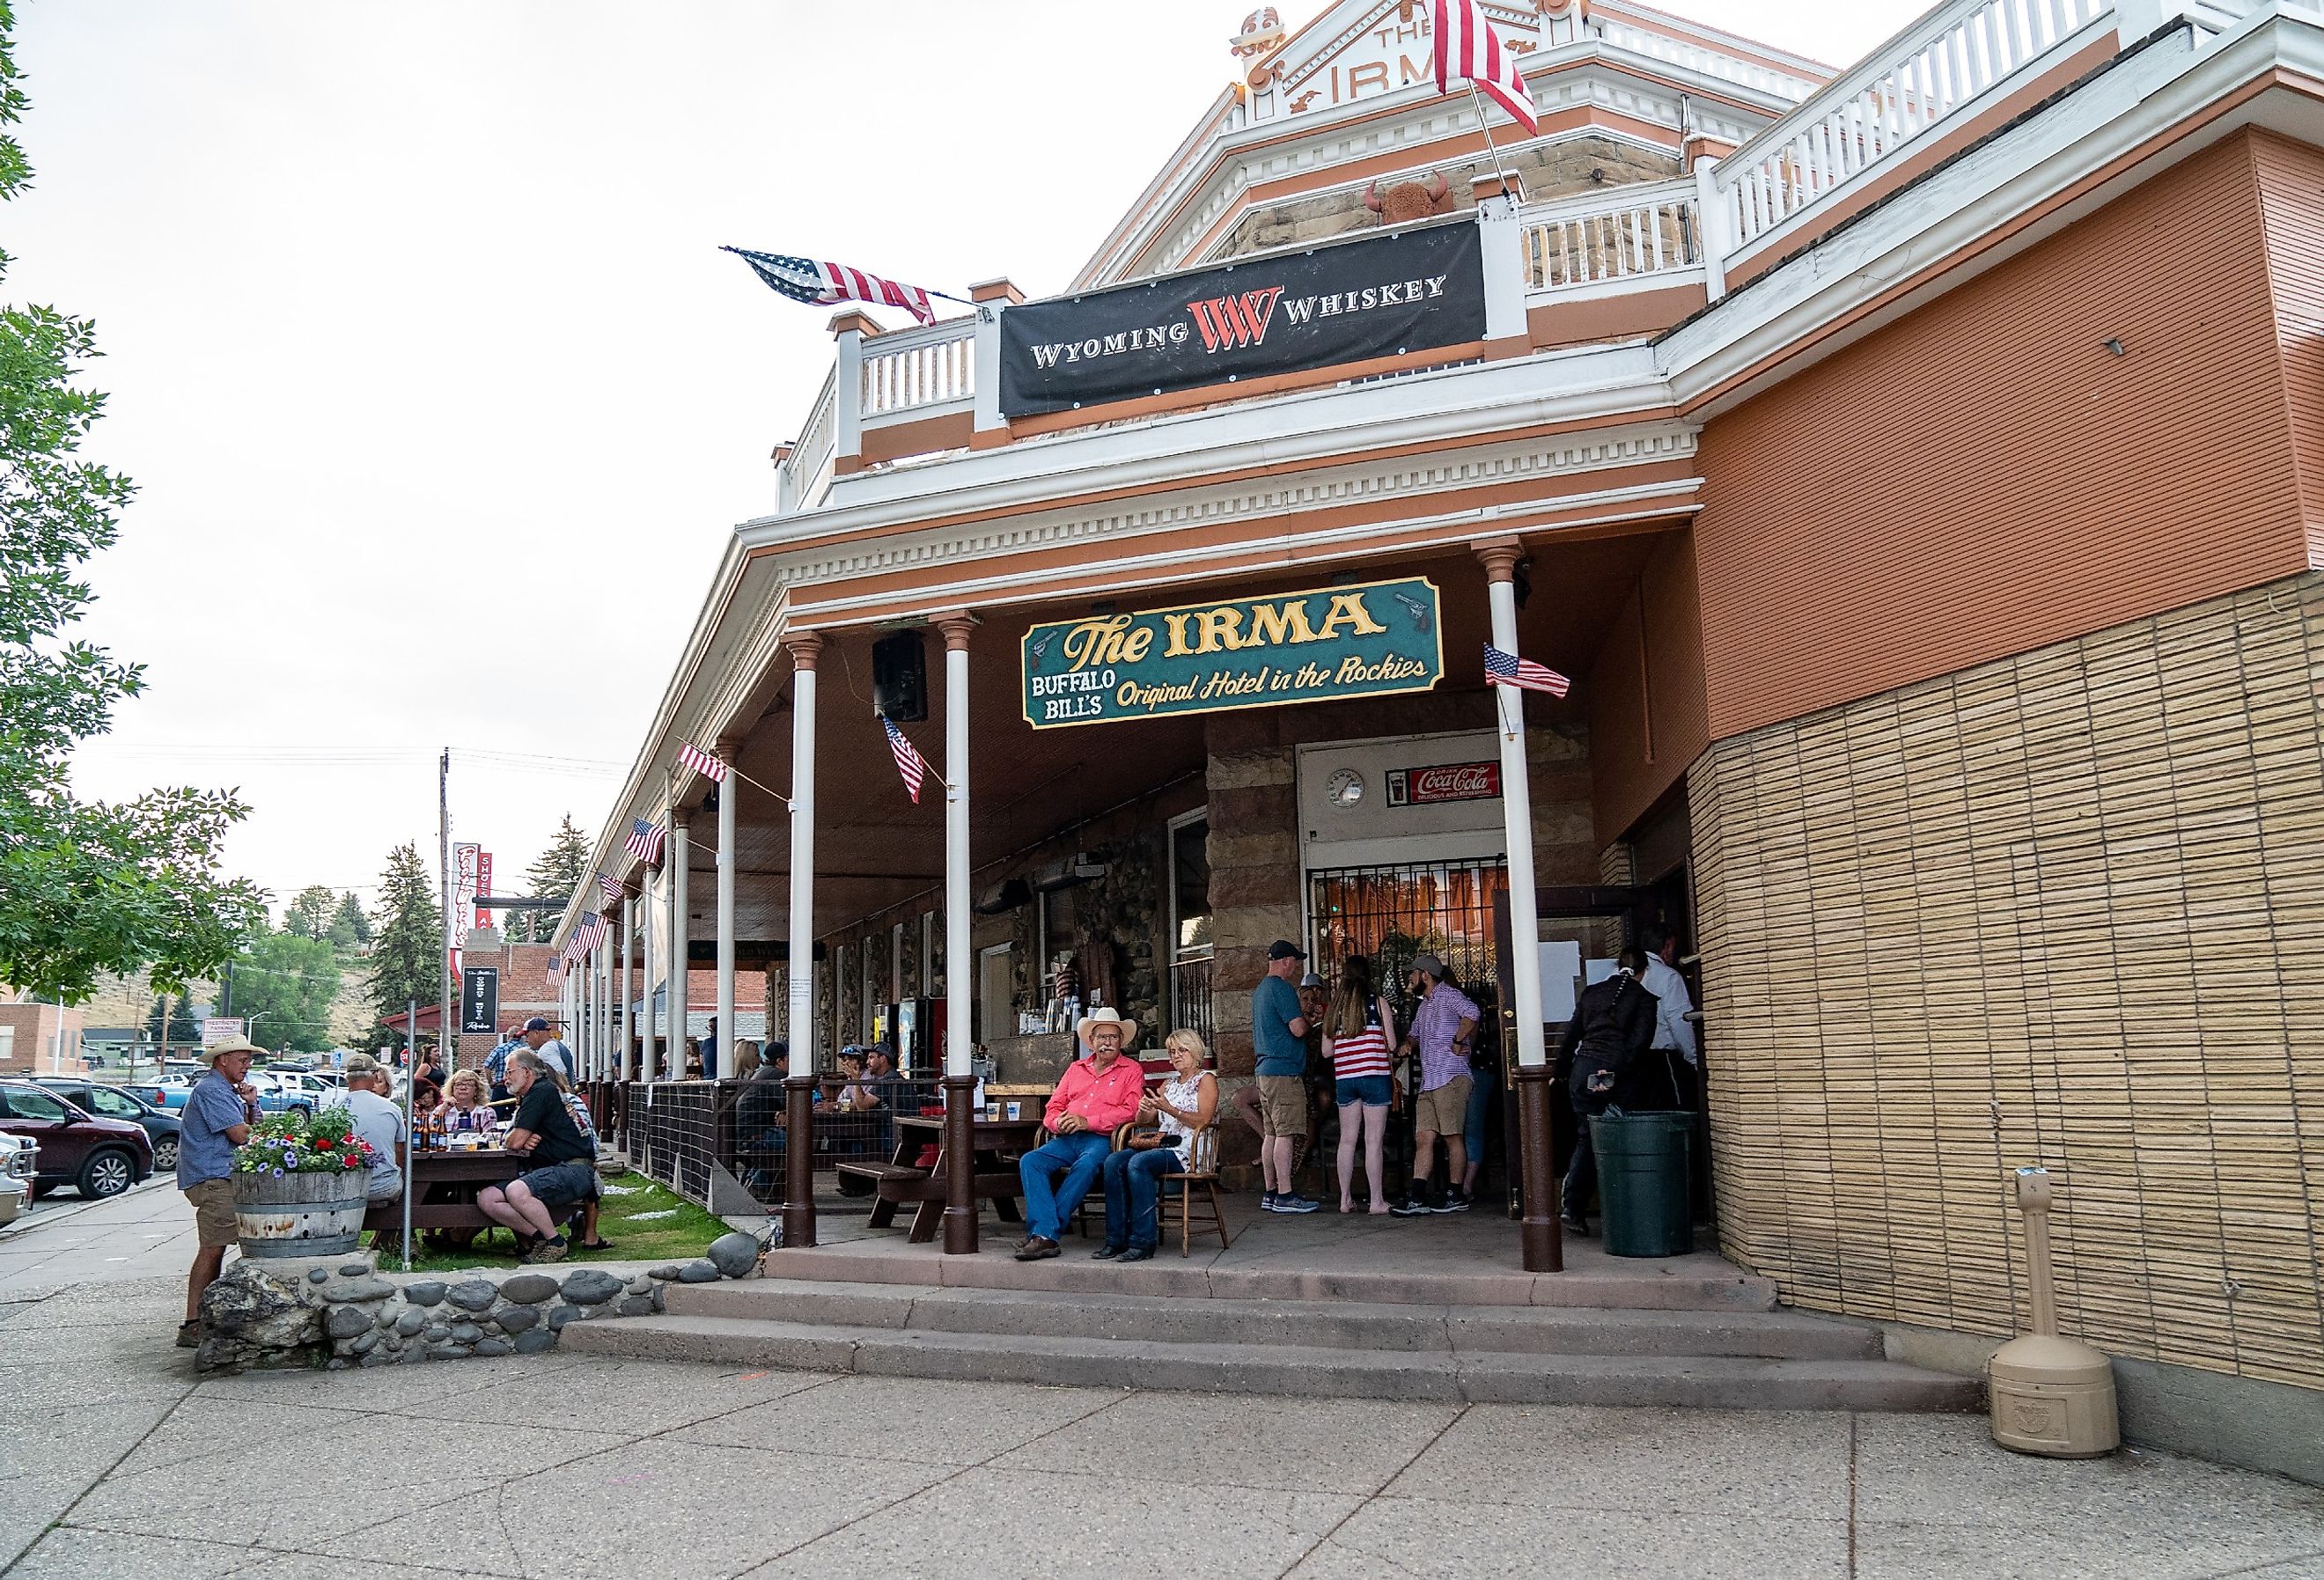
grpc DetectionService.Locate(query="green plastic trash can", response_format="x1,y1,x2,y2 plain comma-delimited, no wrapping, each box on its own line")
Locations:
1589,1111,1693,1257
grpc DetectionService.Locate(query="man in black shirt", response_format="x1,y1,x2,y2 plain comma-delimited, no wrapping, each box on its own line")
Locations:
476,1047,597,1263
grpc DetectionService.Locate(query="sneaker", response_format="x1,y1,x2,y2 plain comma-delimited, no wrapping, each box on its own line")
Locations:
524,1236,570,1264
1388,1194,1431,1216
175,1319,201,1349
1092,1244,1126,1260
1434,1187,1472,1214
1260,1192,1281,1213
1275,1194,1322,1214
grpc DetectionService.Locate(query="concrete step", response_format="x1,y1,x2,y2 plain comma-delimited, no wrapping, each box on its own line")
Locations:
666,1279,1884,1361
754,1245,1780,1312
562,1312,1977,1412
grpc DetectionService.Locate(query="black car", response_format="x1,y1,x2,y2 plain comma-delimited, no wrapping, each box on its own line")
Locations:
32,1078,183,1173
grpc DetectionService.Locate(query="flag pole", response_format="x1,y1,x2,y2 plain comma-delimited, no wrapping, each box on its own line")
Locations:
1465,80,1513,185
879,709,952,792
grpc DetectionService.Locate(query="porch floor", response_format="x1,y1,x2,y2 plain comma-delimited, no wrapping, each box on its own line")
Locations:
767,1199,1776,1312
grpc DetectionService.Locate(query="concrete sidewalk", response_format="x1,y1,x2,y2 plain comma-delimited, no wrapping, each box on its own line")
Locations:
0,1260,2318,1578
0,1181,194,1301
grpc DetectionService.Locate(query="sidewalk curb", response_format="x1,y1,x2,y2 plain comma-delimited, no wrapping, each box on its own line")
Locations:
0,1174,173,1245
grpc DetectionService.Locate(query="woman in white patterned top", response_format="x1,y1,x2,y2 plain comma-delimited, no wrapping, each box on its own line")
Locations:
1097,1029,1217,1262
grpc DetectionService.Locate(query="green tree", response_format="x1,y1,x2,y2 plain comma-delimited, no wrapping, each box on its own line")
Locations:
510,813,589,943
283,885,334,942
0,9,266,1000
368,841,439,1025
327,889,369,952
143,993,197,1046
221,930,339,1054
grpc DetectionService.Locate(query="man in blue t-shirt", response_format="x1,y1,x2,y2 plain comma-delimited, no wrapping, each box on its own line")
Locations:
1249,939,1320,1213
179,1034,261,1349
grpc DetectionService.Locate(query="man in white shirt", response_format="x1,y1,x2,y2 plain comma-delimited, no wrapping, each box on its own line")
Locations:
520,1017,572,1081
339,1053,406,1203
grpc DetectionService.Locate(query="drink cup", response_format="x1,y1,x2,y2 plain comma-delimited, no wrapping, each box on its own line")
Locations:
1004,1100,1022,1121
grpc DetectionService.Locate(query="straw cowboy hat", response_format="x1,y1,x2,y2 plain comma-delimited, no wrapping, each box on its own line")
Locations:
195,1033,262,1064
1076,1007,1139,1049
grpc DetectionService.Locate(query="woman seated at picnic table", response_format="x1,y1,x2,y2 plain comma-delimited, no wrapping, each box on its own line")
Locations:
431,1069,497,1134
1096,1029,1217,1262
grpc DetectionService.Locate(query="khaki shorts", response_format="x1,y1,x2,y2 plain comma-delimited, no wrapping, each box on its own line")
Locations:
1413,1074,1473,1138
1255,1075,1309,1138
186,1178,237,1248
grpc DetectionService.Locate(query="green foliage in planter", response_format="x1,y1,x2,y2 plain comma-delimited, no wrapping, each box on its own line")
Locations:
232,1106,374,1178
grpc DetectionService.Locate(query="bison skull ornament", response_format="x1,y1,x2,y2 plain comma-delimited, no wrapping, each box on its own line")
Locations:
1364,173,1456,226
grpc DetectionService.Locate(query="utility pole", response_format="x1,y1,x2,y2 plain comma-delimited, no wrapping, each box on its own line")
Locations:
438,748,453,1083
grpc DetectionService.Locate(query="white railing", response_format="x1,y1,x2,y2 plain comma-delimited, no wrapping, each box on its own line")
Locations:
1713,0,2114,253
1593,18,1824,100
778,369,836,512
860,316,975,421
1523,182,1703,291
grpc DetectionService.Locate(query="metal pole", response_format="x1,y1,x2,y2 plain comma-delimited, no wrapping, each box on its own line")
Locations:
1477,542,1560,1273
438,749,454,1084
717,761,737,1082
401,996,416,1270
782,633,822,1248
671,817,690,1069
643,806,661,1083
938,615,977,1253
620,896,635,1082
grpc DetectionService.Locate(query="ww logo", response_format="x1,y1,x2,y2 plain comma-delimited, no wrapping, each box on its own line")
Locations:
1186,287,1284,354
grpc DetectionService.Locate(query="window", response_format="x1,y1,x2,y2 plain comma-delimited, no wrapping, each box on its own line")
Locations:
1167,812,1214,1039
88,1089,139,1119
3,1087,71,1121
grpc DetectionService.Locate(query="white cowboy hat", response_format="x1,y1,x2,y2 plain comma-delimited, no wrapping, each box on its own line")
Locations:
195,1034,262,1064
1076,1007,1139,1049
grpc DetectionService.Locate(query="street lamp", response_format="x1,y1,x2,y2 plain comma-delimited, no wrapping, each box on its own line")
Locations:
245,1010,272,1050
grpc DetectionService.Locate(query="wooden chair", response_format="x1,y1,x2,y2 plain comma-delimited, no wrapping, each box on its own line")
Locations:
1161,1123,1231,1256
1033,1121,1131,1238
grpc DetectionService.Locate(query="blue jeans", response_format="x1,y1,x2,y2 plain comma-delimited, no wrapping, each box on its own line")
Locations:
1101,1143,1183,1249
1018,1130,1112,1241
1463,1071,1492,1165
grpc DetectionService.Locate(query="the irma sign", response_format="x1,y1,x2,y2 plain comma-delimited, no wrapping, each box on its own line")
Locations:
1022,577,1442,729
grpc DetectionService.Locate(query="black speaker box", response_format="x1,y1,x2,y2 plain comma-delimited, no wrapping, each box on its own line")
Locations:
872,630,927,723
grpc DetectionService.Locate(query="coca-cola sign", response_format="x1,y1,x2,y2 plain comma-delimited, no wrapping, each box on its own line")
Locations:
1386,761,1500,806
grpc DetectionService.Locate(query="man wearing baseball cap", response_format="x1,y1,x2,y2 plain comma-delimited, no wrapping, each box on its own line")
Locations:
519,1017,572,1082
1250,940,1320,1213
178,1034,262,1348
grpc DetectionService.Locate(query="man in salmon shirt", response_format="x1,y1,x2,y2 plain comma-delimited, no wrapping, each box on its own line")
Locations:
1014,1007,1146,1261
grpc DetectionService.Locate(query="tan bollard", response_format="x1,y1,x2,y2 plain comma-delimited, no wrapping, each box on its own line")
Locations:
1989,1166,2120,1458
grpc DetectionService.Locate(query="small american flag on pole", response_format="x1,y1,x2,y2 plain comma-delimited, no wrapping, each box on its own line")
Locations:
721,246,941,327
882,716,930,805
577,911,607,956
1483,643,1571,696
624,816,666,866
1433,0,1541,135
596,872,622,907
677,740,728,783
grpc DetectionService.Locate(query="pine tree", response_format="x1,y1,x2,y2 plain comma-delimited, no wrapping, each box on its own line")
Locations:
510,814,590,943
368,842,440,1024
283,885,335,941
328,889,370,951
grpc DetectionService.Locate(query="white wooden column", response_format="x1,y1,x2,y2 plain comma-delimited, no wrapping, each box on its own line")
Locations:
619,894,635,1081
938,615,974,1082
670,814,690,1070
579,935,594,1077
641,822,659,1082
1478,542,1548,1066
716,744,737,1077
785,634,822,1060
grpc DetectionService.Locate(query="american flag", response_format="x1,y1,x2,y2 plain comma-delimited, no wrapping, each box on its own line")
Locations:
572,911,607,959
722,246,940,327
596,871,622,907
882,715,930,805
624,816,666,866
1483,643,1571,696
677,740,728,783
1434,0,1541,135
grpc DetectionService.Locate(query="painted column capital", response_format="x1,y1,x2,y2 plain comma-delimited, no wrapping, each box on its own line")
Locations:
784,628,825,670
933,611,978,652
1473,538,1527,584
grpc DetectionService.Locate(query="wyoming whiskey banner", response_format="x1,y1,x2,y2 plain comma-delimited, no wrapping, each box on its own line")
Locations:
998,219,1485,417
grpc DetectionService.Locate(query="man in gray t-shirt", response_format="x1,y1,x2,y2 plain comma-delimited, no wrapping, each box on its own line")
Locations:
340,1054,406,1203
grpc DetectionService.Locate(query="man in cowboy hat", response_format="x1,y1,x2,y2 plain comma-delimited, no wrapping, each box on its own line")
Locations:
178,1033,263,1348
1013,1007,1146,1260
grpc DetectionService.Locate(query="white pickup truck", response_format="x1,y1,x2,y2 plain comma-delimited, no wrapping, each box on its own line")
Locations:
0,1133,33,1225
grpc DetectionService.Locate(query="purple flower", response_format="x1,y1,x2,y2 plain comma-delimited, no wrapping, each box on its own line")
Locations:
271,1166,285,1178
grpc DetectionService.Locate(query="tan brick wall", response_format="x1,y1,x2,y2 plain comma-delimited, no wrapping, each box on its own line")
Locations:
1692,572,2324,1389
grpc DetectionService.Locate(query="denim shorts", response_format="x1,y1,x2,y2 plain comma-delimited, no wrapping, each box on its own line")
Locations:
518,1160,599,1208
1335,1075,1393,1108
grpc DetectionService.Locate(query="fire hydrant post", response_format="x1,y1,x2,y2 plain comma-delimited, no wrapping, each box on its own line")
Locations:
1988,1165,2121,1459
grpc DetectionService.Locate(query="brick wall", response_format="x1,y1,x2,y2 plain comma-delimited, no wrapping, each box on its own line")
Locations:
1692,572,2324,1389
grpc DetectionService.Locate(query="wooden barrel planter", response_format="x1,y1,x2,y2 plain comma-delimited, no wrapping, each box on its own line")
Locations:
234,1167,371,1259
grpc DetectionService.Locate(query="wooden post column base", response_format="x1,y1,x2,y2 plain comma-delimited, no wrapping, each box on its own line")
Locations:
782,1073,819,1249
1515,1062,1563,1273
942,1072,979,1254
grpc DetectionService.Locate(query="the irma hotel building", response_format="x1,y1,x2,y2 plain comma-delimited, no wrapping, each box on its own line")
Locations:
552,0,2324,1472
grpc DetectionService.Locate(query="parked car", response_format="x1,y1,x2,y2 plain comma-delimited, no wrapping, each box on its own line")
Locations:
0,1134,33,1224
135,1071,316,1118
31,1078,184,1173
0,1082,153,1199
268,1069,348,1107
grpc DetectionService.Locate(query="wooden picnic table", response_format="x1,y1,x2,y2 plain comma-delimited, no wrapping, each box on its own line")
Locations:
841,1113,1044,1244
360,1148,526,1238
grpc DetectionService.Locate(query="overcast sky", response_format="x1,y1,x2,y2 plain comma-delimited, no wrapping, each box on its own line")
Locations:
20,0,1927,920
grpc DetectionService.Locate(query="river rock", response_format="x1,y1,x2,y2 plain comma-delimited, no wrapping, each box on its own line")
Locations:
307,1268,331,1284
325,1305,373,1340
546,1304,582,1329
706,1231,761,1277
617,1294,654,1317
350,1328,381,1356
427,1343,472,1361
423,1323,451,1343
496,1304,540,1334
646,1264,683,1282
445,1279,498,1312
473,1338,512,1357
677,1260,721,1284
198,1264,324,1356
560,1269,623,1305
395,1309,427,1337
449,1322,483,1344
404,1281,446,1307
512,1327,556,1355
500,1274,560,1304
333,1278,396,1303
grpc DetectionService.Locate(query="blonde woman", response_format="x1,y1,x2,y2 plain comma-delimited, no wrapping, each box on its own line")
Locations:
1097,1029,1217,1261
1325,956,1396,1214
433,1069,497,1135
731,1040,762,1081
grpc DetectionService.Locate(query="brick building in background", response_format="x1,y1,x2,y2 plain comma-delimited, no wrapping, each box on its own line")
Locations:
0,1001,85,1075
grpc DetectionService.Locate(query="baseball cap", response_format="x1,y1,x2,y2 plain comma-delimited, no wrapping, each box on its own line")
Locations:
1299,972,1326,989
523,1017,552,1033
1266,939,1307,961
1409,952,1445,980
